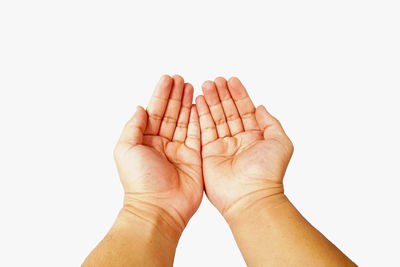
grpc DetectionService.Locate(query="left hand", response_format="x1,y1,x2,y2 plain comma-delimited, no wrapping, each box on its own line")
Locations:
113,75,203,235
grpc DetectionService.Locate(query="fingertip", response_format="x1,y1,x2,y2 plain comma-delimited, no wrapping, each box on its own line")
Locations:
184,83,194,98
119,105,148,147
256,105,267,114
201,80,214,92
195,95,205,104
214,76,227,86
134,105,147,121
227,76,241,86
228,77,242,89
215,76,226,81
184,82,194,91
182,84,194,107
136,105,145,112
168,75,185,101
134,105,146,120
255,105,267,121
256,105,282,131
257,105,275,121
227,76,248,99
214,77,231,101
159,74,173,85
153,75,173,99
160,74,170,79
172,74,184,84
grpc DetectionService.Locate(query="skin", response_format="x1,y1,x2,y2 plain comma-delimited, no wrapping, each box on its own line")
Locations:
196,77,356,267
83,75,203,267
196,77,292,218
83,75,356,266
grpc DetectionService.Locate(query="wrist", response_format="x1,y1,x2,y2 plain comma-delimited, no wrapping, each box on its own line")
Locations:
90,202,181,267
223,187,288,227
121,194,184,244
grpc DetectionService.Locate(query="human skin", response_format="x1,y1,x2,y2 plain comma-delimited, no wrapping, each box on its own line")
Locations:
82,75,203,267
196,77,356,267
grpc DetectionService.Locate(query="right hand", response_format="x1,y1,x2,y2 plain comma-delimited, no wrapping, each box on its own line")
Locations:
195,77,294,221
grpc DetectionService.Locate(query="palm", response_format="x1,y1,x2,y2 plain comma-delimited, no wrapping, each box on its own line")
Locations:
203,131,290,213
196,77,293,215
114,75,203,226
118,136,202,222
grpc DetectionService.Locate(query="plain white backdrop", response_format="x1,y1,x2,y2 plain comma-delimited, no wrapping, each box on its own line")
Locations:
1,0,399,266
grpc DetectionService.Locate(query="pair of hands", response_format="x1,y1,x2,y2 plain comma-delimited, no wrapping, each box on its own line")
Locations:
85,75,355,267
114,75,293,237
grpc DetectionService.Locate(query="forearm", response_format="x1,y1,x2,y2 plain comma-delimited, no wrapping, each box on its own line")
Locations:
227,192,356,267
82,202,182,267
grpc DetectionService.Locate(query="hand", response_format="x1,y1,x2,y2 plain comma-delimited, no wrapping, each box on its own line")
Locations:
114,75,203,236
195,77,293,221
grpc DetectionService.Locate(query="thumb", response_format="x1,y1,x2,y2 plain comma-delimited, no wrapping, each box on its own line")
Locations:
117,106,148,147
255,105,290,144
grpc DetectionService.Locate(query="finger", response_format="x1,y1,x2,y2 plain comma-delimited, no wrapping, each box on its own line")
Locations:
172,83,194,143
227,77,259,131
159,75,185,140
214,77,244,135
185,105,201,151
195,95,218,146
255,105,292,148
117,106,147,147
202,80,230,138
144,75,173,135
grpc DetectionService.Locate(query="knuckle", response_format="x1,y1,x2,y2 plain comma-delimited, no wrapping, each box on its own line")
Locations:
148,113,163,121
187,134,200,140
177,121,188,128
198,111,211,117
214,117,227,126
162,116,177,124
203,126,216,133
226,113,240,121
240,110,255,119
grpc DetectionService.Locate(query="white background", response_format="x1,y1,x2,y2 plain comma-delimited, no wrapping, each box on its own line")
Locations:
1,0,399,266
